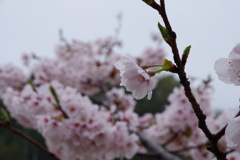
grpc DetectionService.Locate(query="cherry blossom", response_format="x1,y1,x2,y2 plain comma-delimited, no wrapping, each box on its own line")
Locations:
143,83,216,158
0,64,27,97
106,88,136,112
3,81,139,160
114,56,156,100
225,116,240,151
139,47,166,67
212,151,240,160
214,44,240,85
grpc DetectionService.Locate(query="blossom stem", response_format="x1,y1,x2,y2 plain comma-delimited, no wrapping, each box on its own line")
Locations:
142,64,162,69
154,68,164,74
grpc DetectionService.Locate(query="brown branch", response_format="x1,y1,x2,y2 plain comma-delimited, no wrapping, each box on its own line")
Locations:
215,125,227,142
142,0,227,159
162,132,180,146
143,1,160,11
0,122,60,160
215,109,240,141
159,0,213,142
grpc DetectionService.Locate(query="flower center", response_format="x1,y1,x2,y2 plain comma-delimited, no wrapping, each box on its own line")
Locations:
137,75,145,83
237,71,240,81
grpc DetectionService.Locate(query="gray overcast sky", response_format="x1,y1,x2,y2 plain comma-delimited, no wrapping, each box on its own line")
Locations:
0,0,240,109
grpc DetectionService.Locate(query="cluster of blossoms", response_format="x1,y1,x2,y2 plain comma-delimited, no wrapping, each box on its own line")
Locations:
0,64,27,97
3,81,139,160
31,39,121,95
0,37,165,160
1,36,240,160
141,84,235,160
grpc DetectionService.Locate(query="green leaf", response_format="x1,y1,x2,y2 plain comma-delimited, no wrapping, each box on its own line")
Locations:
0,108,10,123
182,45,191,66
158,22,170,43
183,45,191,56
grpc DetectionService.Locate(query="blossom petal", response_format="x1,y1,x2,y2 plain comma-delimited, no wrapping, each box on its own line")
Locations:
114,56,157,100
214,58,231,84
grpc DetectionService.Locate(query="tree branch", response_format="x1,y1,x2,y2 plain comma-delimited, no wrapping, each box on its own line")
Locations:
162,131,180,146
215,109,240,142
142,0,227,159
0,122,60,160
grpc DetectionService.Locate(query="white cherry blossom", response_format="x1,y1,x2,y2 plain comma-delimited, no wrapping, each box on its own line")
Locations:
114,56,156,100
225,116,240,151
214,44,240,85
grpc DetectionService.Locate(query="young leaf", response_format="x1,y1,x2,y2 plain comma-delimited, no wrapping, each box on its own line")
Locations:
182,45,191,66
158,22,170,43
183,45,191,56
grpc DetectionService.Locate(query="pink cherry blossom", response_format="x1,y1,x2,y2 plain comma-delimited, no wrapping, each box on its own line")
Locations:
139,47,166,67
226,152,240,160
143,83,215,158
0,64,27,97
114,56,156,100
106,88,136,112
214,44,240,85
33,39,123,96
212,152,240,160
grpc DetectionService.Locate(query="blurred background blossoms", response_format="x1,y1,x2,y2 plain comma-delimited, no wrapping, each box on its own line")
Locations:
1,0,240,160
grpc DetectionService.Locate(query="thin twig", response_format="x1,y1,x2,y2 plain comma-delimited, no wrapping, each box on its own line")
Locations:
49,85,69,119
59,29,71,51
162,132,180,146
0,122,60,160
